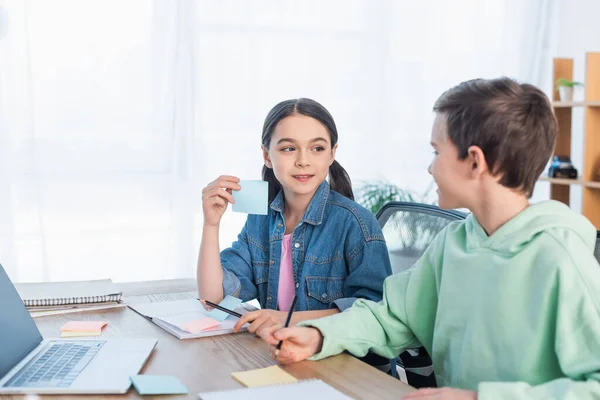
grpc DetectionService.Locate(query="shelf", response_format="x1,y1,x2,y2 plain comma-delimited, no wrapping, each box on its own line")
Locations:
551,54,600,228
553,101,586,108
538,176,583,185
538,176,600,188
552,100,600,108
585,181,600,189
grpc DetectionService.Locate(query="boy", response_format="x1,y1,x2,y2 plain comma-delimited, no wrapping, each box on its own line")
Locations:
263,78,600,399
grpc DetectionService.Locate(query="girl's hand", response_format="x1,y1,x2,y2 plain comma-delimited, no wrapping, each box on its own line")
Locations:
232,309,287,337
269,327,324,364
401,388,477,400
202,176,241,227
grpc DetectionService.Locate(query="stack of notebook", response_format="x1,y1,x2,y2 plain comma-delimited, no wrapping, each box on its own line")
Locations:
14,279,125,318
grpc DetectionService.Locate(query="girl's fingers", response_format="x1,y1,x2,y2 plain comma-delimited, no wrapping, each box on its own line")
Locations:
233,311,259,333
203,187,235,204
248,316,269,334
202,181,241,195
208,177,242,191
215,175,240,183
212,196,227,208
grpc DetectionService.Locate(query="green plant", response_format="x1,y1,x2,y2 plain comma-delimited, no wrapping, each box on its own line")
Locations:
356,180,436,215
356,181,449,256
556,78,584,88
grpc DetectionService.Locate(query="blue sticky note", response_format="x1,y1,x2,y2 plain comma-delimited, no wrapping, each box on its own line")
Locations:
232,180,268,215
207,295,243,322
130,375,188,395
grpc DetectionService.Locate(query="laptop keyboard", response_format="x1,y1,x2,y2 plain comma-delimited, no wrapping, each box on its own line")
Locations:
6,341,105,388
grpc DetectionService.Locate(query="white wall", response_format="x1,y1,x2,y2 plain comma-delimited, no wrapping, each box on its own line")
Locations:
532,0,600,210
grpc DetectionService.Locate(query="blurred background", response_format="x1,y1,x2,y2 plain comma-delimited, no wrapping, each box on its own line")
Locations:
0,0,596,282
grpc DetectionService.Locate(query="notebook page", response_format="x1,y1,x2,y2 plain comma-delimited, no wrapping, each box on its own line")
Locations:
198,379,353,400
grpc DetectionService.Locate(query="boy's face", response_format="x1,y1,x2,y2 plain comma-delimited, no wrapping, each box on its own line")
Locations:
428,113,474,210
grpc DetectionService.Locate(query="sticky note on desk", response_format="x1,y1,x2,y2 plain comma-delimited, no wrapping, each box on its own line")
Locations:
232,180,268,215
60,330,102,338
130,375,188,395
207,295,243,322
61,321,108,332
181,317,221,333
232,365,298,387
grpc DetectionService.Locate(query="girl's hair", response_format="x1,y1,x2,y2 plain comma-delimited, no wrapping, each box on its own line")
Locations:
261,98,354,203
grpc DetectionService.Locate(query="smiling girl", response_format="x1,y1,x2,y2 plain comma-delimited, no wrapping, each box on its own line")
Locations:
196,98,391,340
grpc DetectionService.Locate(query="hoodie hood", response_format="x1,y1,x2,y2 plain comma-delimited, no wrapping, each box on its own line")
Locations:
464,200,597,255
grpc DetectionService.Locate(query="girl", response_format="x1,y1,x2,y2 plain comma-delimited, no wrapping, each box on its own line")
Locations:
197,98,391,341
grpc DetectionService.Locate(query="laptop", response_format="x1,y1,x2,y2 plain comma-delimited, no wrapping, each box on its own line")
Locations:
0,264,157,394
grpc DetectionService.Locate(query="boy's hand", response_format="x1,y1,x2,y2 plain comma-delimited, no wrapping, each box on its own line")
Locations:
232,309,287,335
401,388,477,400
202,175,241,227
270,327,323,364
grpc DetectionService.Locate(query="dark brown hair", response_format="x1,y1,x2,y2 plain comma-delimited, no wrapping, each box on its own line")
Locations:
433,77,557,197
261,98,354,203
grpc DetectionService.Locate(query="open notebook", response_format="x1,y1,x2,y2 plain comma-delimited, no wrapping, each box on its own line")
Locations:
198,379,353,400
128,298,250,339
14,279,122,307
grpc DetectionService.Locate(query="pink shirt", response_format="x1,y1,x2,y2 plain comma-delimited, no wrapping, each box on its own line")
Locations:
277,234,296,312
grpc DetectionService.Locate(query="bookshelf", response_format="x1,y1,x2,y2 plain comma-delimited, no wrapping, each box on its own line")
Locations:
542,52,600,228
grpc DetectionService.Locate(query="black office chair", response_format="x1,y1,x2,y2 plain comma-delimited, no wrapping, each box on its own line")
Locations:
376,202,467,387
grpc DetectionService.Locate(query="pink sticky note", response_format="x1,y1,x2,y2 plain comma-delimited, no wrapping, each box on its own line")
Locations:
180,318,221,333
61,321,108,332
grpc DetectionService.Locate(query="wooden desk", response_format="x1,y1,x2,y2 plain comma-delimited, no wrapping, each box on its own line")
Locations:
6,279,414,399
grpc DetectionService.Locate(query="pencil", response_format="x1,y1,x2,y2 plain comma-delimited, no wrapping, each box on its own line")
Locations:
275,294,298,357
199,299,243,318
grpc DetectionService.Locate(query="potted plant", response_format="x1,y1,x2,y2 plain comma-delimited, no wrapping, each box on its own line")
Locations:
556,78,584,102
355,181,430,215
356,181,442,273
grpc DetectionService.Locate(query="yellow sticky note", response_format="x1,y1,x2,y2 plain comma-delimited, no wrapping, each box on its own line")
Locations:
61,321,108,332
60,330,102,338
231,365,298,387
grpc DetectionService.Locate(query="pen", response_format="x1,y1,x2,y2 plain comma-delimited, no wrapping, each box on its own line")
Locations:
199,299,243,318
275,294,298,357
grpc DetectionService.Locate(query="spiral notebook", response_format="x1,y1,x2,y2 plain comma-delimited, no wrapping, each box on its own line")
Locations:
198,379,352,400
14,279,122,307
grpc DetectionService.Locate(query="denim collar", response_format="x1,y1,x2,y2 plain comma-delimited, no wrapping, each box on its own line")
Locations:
269,180,330,226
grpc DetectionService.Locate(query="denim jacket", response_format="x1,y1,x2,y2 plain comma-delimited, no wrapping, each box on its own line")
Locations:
220,181,392,311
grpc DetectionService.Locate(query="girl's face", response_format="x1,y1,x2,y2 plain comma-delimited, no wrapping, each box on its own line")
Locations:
263,114,337,200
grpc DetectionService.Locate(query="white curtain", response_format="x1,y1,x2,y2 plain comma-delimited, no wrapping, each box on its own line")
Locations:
0,0,557,282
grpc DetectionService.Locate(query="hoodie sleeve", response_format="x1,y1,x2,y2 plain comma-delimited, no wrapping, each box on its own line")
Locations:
298,230,445,361
478,230,600,399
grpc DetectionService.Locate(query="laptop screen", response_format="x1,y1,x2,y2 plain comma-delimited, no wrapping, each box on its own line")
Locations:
0,264,43,380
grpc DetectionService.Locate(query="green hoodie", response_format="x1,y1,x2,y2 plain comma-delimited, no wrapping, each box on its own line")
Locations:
300,201,600,399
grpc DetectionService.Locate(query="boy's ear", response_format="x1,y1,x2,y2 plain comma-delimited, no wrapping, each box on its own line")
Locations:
329,143,338,166
467,145,488,178
262,145,272,168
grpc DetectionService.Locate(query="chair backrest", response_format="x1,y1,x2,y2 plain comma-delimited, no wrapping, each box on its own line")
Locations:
595,231,600,264
376,202,467,274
